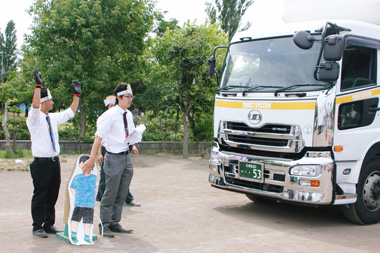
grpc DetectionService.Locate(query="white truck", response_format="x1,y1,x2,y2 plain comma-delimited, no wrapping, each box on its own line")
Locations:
207,11,380,224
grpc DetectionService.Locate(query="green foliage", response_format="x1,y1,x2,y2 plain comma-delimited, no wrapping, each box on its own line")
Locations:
7,98,23,114
190,113,214,142
206,0,253,41
142,127,163,141
0,33,4,83
144,150,156,155
0,149,32,158
142,111,183,141
152,22,227,103
205,2,217,24
2,1,235,146
0,97,29,143
4,20,17,72
57,123,79,141
0,19,18,78
0,31,4,52
145,22,228,147
0,71,33,110
0,112,30,140
153,12,180,37
24,0,155,135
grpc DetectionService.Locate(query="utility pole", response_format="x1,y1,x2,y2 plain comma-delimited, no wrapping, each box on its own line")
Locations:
0,51,4,83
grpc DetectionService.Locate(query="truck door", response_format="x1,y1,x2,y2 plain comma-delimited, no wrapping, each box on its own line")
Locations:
335,38,379,162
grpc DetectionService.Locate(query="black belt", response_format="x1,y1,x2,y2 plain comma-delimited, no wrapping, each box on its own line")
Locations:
107,150,129,155
34,156,59,162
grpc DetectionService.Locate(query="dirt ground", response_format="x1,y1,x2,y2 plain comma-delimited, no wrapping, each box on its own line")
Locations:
1,154,380,253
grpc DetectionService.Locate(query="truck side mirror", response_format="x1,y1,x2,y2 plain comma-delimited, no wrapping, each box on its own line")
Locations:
208,56,216,76
317,62,340,82
293,31,314,49
323,35,344,61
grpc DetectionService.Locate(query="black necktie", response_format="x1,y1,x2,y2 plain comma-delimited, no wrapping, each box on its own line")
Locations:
46,115,56,152
123,111,129,138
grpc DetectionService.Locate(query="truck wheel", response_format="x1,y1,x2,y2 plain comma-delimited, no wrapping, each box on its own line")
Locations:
246,194,276,204
342,158,380,225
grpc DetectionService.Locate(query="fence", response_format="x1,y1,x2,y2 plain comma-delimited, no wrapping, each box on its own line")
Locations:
0,140,212,155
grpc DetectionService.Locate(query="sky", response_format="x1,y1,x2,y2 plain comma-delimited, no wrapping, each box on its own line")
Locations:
2,0,379,51
0,0,285,50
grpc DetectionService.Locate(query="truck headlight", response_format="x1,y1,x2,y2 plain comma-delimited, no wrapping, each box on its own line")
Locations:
209,146,221,172
290,165,321,177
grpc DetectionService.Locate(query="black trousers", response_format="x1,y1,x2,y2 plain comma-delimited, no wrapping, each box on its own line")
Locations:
30,157,61,231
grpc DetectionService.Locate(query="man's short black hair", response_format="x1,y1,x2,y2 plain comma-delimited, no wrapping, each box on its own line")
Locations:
113,83,129,105
31,87,49,101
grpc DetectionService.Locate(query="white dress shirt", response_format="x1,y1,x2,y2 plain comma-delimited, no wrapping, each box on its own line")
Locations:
95,105,135,153
27,107,75,157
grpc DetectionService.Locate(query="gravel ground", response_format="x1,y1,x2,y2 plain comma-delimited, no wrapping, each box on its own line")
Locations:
1,154,380,253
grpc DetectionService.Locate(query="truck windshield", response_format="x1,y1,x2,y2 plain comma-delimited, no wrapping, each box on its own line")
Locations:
219,36,327,92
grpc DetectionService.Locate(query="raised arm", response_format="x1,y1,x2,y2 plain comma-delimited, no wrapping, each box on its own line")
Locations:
70,80,81,113
32,69,42,109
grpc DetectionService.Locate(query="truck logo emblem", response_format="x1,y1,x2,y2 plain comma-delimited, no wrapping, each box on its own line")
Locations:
248,110,262,125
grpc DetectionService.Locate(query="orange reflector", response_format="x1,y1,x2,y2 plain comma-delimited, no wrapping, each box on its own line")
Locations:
337,196,346,199
209,164,212,170
311,180,320,187
334,146,343,152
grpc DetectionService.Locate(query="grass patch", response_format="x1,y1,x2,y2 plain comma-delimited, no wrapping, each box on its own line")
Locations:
144,150,156,155
0,149,33,159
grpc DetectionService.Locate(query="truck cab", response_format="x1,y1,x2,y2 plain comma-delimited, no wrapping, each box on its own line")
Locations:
208,19,380,224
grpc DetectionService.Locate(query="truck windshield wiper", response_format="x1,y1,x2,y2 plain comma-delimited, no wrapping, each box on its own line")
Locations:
243,85,283,96
274,84,327,96
218,85,252,91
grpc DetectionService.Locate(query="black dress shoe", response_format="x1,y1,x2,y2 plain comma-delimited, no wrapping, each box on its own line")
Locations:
44,225,62,234
99,224,115,237
33,229,48,238
109,224,133,233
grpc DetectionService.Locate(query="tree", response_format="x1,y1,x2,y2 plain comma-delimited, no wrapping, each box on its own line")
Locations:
153,12,180,37
0,29,4,55
1,100,11,153
0,70,33,154
7,98,24,152
147,22,228,158
25,0,155,138
205,2,217,24
141,55,179,153
206,0,254,41
0,30,4,51
0,30,4,84
4,20,18,72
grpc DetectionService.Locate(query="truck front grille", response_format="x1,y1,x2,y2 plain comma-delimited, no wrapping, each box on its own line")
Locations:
226,122,291,134
228,135,288,147
219,121,305,154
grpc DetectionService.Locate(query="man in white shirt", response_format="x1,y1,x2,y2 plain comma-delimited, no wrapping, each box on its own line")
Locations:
96,95,141,207
82,83,145,237
27,69,80,238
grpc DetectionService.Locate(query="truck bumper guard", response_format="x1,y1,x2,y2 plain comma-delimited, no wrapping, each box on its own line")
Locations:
209,144,337,204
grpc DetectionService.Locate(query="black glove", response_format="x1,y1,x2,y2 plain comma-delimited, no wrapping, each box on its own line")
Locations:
34,69,42,88
72,80,81,97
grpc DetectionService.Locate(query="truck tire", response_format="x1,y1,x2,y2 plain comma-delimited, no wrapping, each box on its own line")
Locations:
246,194,276,204
342,157,380,225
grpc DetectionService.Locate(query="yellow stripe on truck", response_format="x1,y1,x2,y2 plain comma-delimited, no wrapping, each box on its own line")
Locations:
336,88,380,105
215,99,316,110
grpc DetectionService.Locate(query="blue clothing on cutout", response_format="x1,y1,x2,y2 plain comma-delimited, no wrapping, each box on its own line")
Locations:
70,174,97,208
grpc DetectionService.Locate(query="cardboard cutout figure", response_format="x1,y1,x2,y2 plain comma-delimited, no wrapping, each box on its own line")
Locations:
57,155,97,245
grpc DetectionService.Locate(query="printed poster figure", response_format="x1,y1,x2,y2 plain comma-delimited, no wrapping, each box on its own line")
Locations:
68,155,97,245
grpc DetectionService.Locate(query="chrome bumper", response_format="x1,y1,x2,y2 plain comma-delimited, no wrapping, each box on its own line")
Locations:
209,145,335,204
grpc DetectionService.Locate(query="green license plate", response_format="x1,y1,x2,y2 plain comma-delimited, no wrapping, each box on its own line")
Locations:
239,162,264,182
